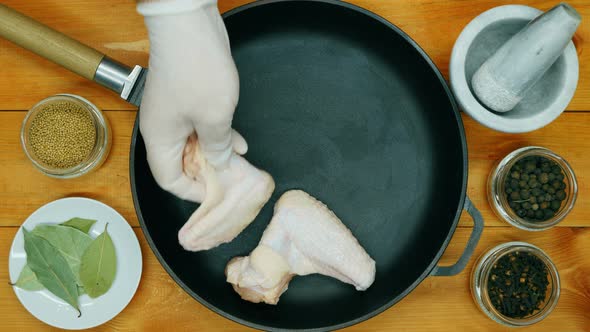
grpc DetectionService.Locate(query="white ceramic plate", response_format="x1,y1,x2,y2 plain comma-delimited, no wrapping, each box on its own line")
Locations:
9,197,142,330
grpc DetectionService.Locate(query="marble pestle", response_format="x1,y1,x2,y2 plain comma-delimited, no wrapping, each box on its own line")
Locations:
472,3,581,113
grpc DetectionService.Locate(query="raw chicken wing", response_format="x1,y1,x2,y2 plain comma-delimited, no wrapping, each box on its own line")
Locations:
226,190,376,304
179,134,275,251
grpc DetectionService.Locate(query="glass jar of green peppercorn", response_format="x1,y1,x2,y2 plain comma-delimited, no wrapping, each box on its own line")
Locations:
471,242,560,327
488,146,577,231
21,94,111,178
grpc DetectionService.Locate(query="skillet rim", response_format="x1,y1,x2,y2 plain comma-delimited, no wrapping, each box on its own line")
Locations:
130,0,468,330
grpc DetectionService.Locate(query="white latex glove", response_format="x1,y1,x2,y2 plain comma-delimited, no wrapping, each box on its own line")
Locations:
138,0,246,202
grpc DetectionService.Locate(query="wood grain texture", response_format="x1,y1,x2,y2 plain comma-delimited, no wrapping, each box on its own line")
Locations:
0,111,588,228
0,0,587,111
0,1,589,331
0,4,104,80
1,227,588,331
0,110,135,227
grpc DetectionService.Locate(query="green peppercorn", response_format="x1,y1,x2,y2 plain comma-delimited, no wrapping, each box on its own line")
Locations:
543,209,554,219
505,155,567,222
556,190,566,201
525,161,536,172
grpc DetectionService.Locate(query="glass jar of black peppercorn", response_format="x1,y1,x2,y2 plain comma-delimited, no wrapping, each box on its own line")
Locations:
488,147,577,231
471,242,560,327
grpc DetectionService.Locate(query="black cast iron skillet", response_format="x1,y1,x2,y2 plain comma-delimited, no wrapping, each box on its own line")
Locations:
131,0,483,330
0,0,484,330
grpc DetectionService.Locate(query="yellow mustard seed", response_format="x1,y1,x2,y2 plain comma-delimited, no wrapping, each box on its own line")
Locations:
28,101,96,169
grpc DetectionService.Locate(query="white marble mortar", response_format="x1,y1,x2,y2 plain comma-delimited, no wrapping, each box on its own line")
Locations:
450,5,579,133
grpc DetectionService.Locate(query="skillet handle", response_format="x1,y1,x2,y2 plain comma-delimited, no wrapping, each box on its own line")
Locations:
0,4,137,98
0,4,105,80
430,197,484,277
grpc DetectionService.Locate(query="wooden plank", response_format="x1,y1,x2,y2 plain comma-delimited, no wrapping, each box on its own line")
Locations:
460,110,590,228
0,0,147,111
0,110,136,226
0,0,588,111
0,111,588,227
0,227,588,331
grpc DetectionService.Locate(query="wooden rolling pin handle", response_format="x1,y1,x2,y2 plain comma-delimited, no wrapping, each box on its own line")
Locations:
0,4,105,81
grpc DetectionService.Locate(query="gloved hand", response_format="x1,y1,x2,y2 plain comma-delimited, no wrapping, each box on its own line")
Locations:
137,0,246,202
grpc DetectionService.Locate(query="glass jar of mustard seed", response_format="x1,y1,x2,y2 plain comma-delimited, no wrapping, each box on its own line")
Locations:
21,94,111,178
487,146,577,231
471,242,560,327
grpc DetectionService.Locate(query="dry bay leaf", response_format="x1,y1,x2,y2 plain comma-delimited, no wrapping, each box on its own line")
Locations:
60,218,96,234
32,225,92,285
80,224,117,298
11,264,44,291
23,229,80,316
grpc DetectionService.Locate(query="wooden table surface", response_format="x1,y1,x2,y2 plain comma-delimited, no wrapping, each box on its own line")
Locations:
0,1,588,331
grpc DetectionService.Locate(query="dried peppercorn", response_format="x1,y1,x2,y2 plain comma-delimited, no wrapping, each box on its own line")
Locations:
504,156,567,221
487,251,549,318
